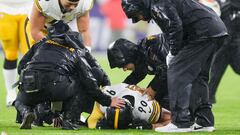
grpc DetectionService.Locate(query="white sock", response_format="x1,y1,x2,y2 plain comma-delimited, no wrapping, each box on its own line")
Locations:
3,68,17,105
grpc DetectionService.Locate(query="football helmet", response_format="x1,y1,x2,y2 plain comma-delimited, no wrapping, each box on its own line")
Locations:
121,0,151,23
107,39,138,69
105,102,133,129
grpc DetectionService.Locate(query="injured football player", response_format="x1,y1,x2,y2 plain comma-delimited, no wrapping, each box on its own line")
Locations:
87,83,171,129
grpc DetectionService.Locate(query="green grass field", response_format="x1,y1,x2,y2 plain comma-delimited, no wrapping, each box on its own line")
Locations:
0,53,240,135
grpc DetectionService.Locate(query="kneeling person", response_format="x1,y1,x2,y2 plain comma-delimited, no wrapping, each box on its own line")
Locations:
15,21,125,129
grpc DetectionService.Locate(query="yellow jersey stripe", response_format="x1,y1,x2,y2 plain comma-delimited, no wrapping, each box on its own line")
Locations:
34,0,42,12
152,101,161,123
46,40,75,52
114,108,120,129
149,101,157,123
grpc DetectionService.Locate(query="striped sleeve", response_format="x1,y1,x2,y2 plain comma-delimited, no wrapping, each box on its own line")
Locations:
34,0,43,12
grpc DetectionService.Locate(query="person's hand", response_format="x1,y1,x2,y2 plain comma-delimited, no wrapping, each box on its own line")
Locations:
128,85,144,92
142,87,156,100
166,52,175,67
110,97,125,108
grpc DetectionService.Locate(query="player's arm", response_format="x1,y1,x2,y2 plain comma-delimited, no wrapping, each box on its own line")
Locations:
123,70,147,85
75,52,125,107
152,108,171,129
29,2,46,42
76,12,92,48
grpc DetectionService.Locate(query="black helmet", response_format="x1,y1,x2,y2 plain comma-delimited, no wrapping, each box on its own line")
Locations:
107,38,138,69
121,0,151,23
47,20,86,49
105,102,133,129
47,20,70,40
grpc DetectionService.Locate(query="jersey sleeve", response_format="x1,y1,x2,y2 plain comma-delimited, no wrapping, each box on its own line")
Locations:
82,0,94,12
34,0,43,12
76,0,94,16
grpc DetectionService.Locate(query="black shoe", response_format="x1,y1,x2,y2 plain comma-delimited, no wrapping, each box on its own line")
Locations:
20,112,36,129
32,119,44,127
75,120,87,127
209,97,216,104
16,111,22,124
62,120,80,130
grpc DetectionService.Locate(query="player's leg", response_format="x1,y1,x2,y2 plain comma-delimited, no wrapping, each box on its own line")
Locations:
19,15,35,55
0,13,19,106
87,102,104,129
14,100,36,129
209,43,229,103
229,34,240,74
152,108,171,129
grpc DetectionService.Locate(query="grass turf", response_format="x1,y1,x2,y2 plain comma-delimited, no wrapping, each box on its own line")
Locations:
0,53,240,135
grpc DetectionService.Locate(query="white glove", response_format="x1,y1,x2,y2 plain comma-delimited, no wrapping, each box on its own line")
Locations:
166,52,175,67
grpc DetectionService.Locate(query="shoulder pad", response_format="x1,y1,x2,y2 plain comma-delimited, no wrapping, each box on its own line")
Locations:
37,0,63,20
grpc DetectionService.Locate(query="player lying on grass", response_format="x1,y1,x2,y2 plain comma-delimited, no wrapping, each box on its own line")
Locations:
87,83,171,129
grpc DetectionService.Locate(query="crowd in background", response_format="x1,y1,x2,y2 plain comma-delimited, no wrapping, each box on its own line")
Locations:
67,0,161,51
0,0,160,52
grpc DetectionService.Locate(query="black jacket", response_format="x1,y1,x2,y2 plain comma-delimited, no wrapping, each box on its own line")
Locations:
147,0,228,55
123,34,168,91
217,0,240,33
18,33,111,106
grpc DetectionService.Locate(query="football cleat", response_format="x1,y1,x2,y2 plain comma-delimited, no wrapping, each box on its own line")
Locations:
20,112,36,129
155,123,191,132
191,123,215,132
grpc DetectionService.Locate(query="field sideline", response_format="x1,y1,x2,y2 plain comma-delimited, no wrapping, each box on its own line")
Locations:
0,53,240,135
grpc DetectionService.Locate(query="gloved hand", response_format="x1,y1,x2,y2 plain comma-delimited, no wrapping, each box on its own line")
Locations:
166,52,175,67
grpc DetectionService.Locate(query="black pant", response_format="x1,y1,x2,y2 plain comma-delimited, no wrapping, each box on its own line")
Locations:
167,38,222,128
15,72,79,123
16,71,78,106
209,33,240,103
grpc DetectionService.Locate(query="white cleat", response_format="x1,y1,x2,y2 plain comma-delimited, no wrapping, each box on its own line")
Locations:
191,123,215,132
155,123,191,133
